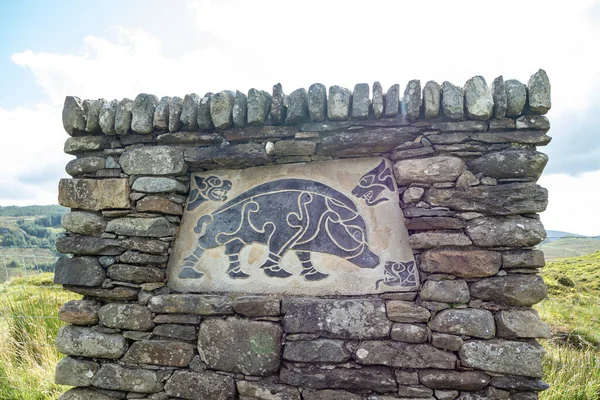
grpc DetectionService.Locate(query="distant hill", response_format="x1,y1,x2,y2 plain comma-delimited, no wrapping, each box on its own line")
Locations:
539,236,600,260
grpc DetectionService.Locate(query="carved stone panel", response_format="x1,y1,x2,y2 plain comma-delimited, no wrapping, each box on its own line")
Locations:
168,157,417,295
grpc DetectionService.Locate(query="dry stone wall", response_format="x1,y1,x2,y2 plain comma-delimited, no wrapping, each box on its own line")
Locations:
55,70,552,400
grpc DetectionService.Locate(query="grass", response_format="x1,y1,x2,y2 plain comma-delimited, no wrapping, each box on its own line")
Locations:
539,237,600,260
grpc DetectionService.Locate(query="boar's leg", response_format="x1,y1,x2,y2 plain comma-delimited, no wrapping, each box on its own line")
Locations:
261,252,292,278
179,247,205,279
296,251,329,281
224,239,250,279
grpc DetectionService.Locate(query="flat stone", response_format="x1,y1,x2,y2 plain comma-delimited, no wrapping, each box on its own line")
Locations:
272,140,316,156
225,126,297,142
237,381,300,400
470,275,548,306
121,237,169,254
64,136,110,154
464,76,493,121
185,142,272,168
168,96,183,132
148,294,233,315
490,376,550,392
157,131,222,145
386,300,430,323
423,80,441,119
132,94,158,133
65,157,106,176
409,232,472,249
55,356,99,387
131,177,187,194
516,115,550,131
54,256,106,287
107,263,164,283
153,314,201,325
115,98,133,135
280,364,397,392
502,250,545,269
98,303,154,331
430,121,487,133
197,92,214,130
283,299,391,339
303,390,361,400
181,93,200,130
392,146,435,160
459,339,545,378
210,90,235,129
351,83,370,120
395,370,420,385
199,317,282,375
421,280,470,303
373,81,384,119
58,178,130,211
233,296,280,317
59,388,116,400
269,83,286,125
247,89,272,126
384,84,400,117
233,90,247,127
56,235,122,256
153,96,170,131
404,217,466,230
397,385,434,398
390,323,428,343
63,96,86,135
83,99,104,133
284,339,350,363
496,309,550,338
404,208,455,218
56,325,128,359
62,212,106,236
164,370,235,400
421,250,502,278
122,340,194,367
136,195,182,215
394,156,465,185
120,146,186,176
442,82,464,120
489,118,515,131
419,370,490,391
64,285,139,300
492,76,507,119
431,332,463,351
435,390,460,400
59,299,101,325
429,309,495,339
528,69,551,114
93,364,165,393
153,324,196,341
328,86,351,120
466,216,546,247
505,80,527,117
99,99,118,135
106,217,175,237
317,127,420,156
355,341,456,369
403,187,425,203
286,88,309,124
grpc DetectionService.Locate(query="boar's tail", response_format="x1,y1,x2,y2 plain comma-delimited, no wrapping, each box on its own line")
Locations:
194,215,213,235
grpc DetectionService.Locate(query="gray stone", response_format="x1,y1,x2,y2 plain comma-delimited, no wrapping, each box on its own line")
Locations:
527,69,551,114
64,136,110,154
384,84,400,117
421,250,502,278
491,376,550,392
118,250,168,264
464,76,493,121
470,275,548,306
136,195,183,215
505,79,527,117
55,356,99,387
63,96,86,135
280,364,396,392
54,256,106,287
466,216,546,247
429,309,495,339
93,364,165,393
83,99,104,133
132,93,158,133
373,81,384,119
460,339,545,377
198,317,282,376
397,385,434,398
115,98,133,135
502,250,545,269
153,96,170,131
489,118,515,131
105,217,176,237
409,232,472,249
404,216,466,230
185,142,272,168
386,300,430,323
121,237,170,254
157,131,222,145
419,370,490,391
427,183,548,215
351,83,370,120
168,96,183,132
164,370,235,400
355,341,456,369
328,86,352,120
98,303,154,331
233,296,280,317
197,92,214,130
62,212,106,237
456,170,479,188
122,340,194,367
107,264,164,284
56,325,128,359
148,294,233,315
64,285,139,301
237,381,301,400
272,140,316,156
436,390,460,400
269,83,286,124
210,90,235,129
404,79,421,121
131,177,187,194
468,150,548,180
442,82,464,120
56,235,122,256
153,324,196,341
153,314,201,325
247,89,272,126
516,115,550,131
59,299,101,325
403,187,425,203
99,99,118,135
286,88,309,124
180,93,200,131
423,81,441,119
430,121,487,132
421,280,470,303
394,156,465,185
284,339,350,363
431,333,463,351
233,90,247,127
496,309,551,338
59,388,116,400
392,146,435,160
390,323,428,343
492,76,507,119
316,127,420,156
395,369,420,385
283,299,391,339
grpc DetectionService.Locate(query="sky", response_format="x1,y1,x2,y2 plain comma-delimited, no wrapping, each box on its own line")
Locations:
0,0,599,235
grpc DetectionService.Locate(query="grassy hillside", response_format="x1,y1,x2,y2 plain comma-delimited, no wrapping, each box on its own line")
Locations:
539,237,600,260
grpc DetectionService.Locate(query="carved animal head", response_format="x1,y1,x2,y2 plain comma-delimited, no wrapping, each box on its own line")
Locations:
187,176,232,211
351,160,395,206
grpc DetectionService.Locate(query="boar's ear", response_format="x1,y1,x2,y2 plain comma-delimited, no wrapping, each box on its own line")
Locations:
194,176,207,190
376,162,395,192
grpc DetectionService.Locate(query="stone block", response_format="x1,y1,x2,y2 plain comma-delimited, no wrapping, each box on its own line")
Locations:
233,295,280,317
394,156,465,185
131,93,158,133
107,263,164,284
527,69,551,114
181,93,200,130
153,324,197,341
64,136,110,155
307,83,327,122
269,83,286,125
61,212,106,236
423,80,441,119
55,356,99,387
390,323,428,343
59,299,101,325
505,79,527,117
468,150,548,180
122,340,194,367
233,90,248,127
464,76,493,120
351,83,370,120
502,250,545,269
62,96,86,135
419,370,490,390
100,99,117,134
118,250,168,264
210,90,235,129
384,84,400,117
131,177,187,194
148,294,233,315
421,280,470,303
272,140,316,156
441,81,463,120
420,250,502,278
287,88,309,124
466,217,546,247
431,332,463,352
490,376,550,392
120,146,186,175
492,76,507,119
136,195,183,215
115,98,133,135
355,341,456,369
237,381,301,400
317,127,420,156
429,309,495,339
56,325,128,359
386,300,430,323
495,308,551,338
516,115,550,131
98,303,154,331
56,235,122,256
283,339,351,363
59,388,116,400
54,256,106,287
58,178,131,211
66,157,106,176
327,86,351,120
185,142,272,168
247,89,272,126
280,364,397,392
459,339,545,377
409,232,472,249
153,96,170,131
372,81,384,119
64,285,139,301
92,364,165,393
404,79,421,121
164,370,235,400
168,96,183,132
105,217,176,237
469,275,548,306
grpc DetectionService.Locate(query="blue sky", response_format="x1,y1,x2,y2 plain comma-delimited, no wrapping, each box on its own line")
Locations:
1,0,599,235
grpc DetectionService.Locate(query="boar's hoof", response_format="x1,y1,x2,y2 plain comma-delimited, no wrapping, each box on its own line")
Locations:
301,267,329,281
228,268,250,279
263,266,292,278
179,267,205,279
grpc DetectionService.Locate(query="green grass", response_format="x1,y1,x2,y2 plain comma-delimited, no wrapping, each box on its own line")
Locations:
539,237,600,260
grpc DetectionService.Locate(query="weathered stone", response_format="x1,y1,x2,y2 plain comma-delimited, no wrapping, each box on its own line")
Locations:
304,83,328,122
435,390,460,400
280,364,396,392
135,196,182,215
271,140,316,156
429,309,495,339
168,96,183,132
247,89,272,126
442,82,463,120
527,69,551,114
386,300,430,323
64,136,110,154
423,80,441,119
62,212,106,236
106,217,174,238
157,131,222,145
420,370,490,391
107,263,164,284
372,81,384,119
63,96,87,135
505,80,527,117
185,142,272,168
286,88,309,124
328,86,351,121
131,177,187,194
181,93,200,130
390,323,428,343
397,385,434,398
193,92,213,130
59,388,116,400
516,115,550,132
99,99,118,135
394,156,465,185
210,90,235,129
153,324,196,341
56,235,122,256
229,90,248,128
421,280,470,303
55,356,99,387
237,381,300,400
198,317,282,375
496,309,551,338
404,79,421,121
82,99,104,133
269,83,286,124
132,94,158,134
491,76,507,119
502,250,545,269
283,299,391,339
64,285,139,300
404,208,455,218
460,339,545,377
464,76,493,121
284,339,350,363
120,146,186,176
356,341,456,369
431,332,463,351
118,250,167,264
153,96,170,131
409,232,472,249
121,237,169,254
59,178,130,211
466,217,546,247
491,376,550,392
395,370,420,385
59,299,101,325
317,127,419,156
383,84,400,117
65,157,106,176
489,118,515,131
403,187,424,204
122,340,194,367
427,183,548,215
54,256,105,287
430,121,487,133
93,364,165,393
233,296,280,317
404,217,465,230
421,250,502,278
149,294,233,314
470,275,548,306
351,83,370,120
303,390,362,400
56,325,128,359
115,98,133,135
392,146,436,160
164,370,235,400
98,303,154,331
